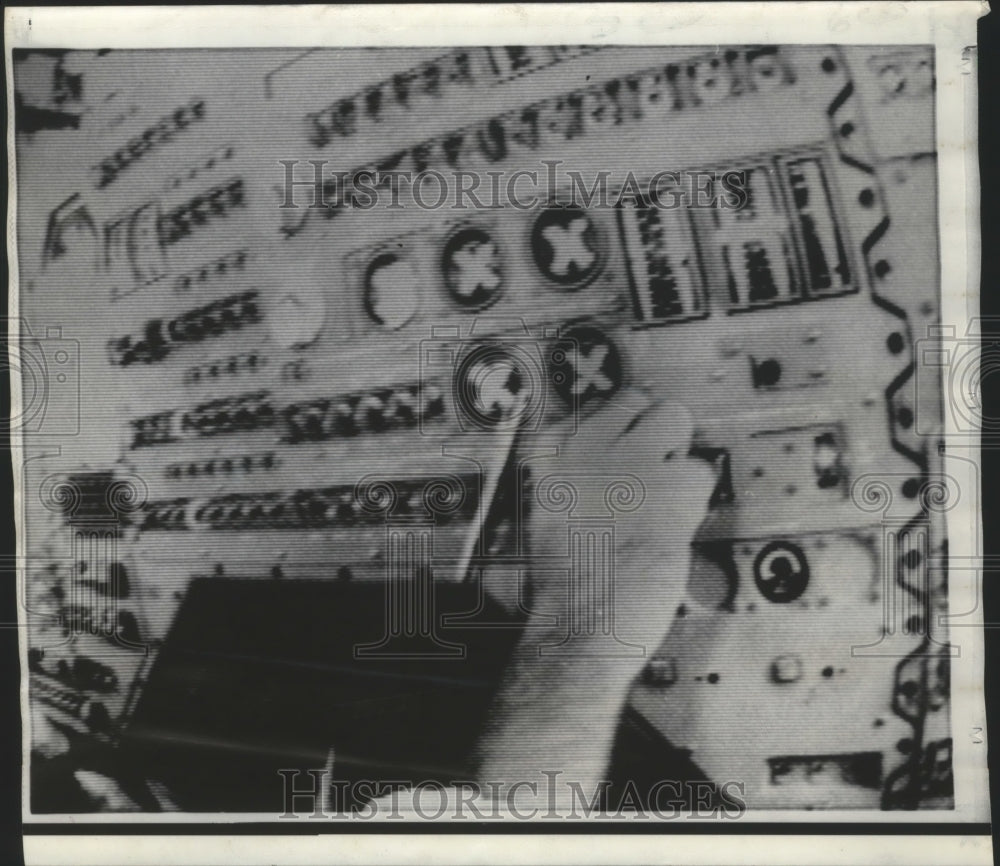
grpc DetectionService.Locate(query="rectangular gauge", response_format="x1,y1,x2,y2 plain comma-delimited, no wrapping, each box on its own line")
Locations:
782,155,853,296
619,200,705,324
711,165,802,309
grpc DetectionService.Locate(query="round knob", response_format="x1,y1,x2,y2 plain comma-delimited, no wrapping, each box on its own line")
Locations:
267,285,326,349
442,227,504,310
455,343,539,429
689,58,729,104
749,50,784,91
549,325,623,408
364,253,420,330
530,207,604,288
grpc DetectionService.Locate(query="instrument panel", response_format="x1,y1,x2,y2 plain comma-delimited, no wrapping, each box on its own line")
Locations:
15,43,950,812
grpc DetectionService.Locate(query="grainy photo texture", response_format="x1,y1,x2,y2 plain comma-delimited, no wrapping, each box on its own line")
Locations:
6,9,990,858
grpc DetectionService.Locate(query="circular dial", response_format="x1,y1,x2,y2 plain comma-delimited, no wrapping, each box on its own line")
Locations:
364,253,420,330
455,342,542,430
530,206,604,288
267,286,326,349
549,325,623,408
753,541,810,603
442,227,503,310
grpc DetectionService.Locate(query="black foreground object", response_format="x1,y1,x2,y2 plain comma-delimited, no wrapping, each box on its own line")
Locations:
122,577,523,812
119,577,715,813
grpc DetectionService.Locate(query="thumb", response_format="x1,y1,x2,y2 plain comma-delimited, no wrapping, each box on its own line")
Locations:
616,402,716,532
565,387,655,453
615,401,696,465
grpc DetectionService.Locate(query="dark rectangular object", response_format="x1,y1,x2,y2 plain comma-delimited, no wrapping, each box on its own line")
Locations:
122,577,522,812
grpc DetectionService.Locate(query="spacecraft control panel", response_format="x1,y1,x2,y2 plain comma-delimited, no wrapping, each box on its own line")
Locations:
15,44,950,812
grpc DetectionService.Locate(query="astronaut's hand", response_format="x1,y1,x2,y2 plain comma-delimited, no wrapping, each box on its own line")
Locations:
523,392,715,666
475,392,714,802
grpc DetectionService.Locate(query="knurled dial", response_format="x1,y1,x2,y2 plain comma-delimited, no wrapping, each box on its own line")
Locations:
267,285,326,349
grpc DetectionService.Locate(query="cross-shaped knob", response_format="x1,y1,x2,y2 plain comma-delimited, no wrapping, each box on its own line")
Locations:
443,227,503,309
530,208,603,286
550,325,623,407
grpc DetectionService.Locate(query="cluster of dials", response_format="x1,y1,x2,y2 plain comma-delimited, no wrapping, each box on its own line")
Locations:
306,46,599,149
623,153,856,326
163,142,237,194
308,49,479,148
364,207,605,331
361,152,854,340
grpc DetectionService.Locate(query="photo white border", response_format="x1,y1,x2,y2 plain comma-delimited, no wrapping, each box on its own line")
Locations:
6,3,991,864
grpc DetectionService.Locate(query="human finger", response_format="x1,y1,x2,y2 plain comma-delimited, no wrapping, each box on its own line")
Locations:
615,401,696,466
562,388,655,455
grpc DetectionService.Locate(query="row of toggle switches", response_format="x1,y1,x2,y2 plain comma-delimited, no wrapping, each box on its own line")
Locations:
131,381,446,448
109,290,260,368
141,473,478,531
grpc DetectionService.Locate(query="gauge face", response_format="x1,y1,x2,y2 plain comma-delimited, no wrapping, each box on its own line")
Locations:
549,325,623,408
530,206,604,288
469,356,524,419
454,342,542,431
267,286,326,349
364,253,420,330
753,541,810,603
442,227,503,310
